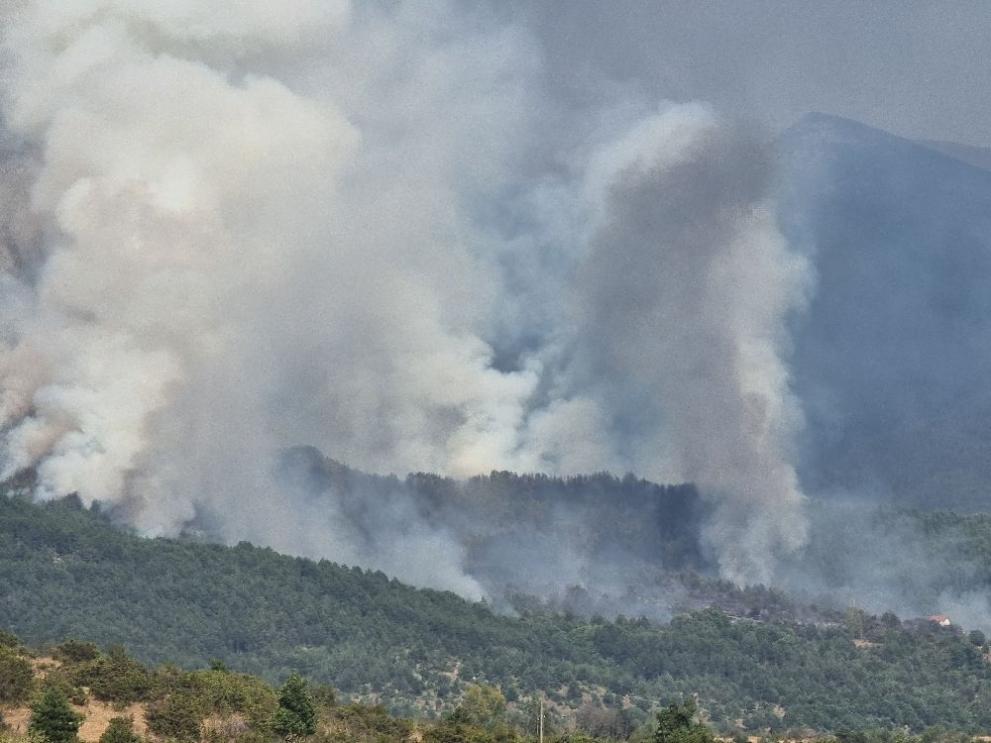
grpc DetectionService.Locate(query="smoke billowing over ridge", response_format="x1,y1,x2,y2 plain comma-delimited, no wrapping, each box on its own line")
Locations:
0,1,812,595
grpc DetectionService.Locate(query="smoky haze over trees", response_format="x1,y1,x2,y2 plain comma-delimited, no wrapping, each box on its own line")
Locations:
275,449,991,630
0,1,990,621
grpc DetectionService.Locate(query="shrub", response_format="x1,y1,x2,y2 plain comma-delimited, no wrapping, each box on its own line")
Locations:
72,650,153,704
54,642,100,665
0,632,20,650
34,670,86,707
189,670,278,728
146,692,205,743
272,674,316,739
0,649,34,704
98,718,140,743
654,700,715,743
458,685,507,728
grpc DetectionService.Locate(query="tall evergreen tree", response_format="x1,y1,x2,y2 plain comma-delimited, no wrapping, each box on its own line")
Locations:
272,673,316,739
99,717,141,743
29,686,82,743
654,700,714,743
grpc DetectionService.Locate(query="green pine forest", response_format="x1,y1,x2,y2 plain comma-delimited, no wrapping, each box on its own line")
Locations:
5,492,991,736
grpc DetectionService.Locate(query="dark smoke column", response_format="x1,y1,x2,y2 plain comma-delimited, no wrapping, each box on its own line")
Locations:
574,104,811,585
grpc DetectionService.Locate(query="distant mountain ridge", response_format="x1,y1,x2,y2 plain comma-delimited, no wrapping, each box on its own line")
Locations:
778,113,991,510
917,139,991,172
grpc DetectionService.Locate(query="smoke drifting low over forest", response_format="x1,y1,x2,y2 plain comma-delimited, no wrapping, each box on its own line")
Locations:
1,2,990,622
272,448,991,631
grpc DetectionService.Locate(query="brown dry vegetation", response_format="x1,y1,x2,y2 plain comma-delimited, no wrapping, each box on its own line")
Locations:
2,655,148,742
2,698,148,743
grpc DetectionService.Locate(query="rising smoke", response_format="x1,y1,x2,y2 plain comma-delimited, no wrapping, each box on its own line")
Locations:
0,1,812,596
572,108,810,584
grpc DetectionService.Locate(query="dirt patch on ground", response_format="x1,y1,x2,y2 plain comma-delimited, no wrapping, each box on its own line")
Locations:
76,700,148,742
2,706,31,735
29,657,63,679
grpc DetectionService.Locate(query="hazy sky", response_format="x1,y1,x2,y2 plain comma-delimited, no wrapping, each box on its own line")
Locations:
517,0,991,146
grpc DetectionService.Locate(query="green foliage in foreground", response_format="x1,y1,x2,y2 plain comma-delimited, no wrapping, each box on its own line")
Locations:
1,632,991,743
272,674,316,739
29,686,82,743
98,717,141,743
4,495,991,732
653,701,713,743
0,648,33,704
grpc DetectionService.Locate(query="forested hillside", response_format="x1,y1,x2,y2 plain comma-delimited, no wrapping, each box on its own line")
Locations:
4,494,991,733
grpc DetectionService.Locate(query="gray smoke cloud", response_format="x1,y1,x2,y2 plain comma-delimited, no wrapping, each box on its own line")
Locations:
0,1,811,595
569,107,811,584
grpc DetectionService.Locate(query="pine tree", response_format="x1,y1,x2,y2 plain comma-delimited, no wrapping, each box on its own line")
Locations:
99,717,141,743
29,686,82,743
654,700,714,743
272,673,316,739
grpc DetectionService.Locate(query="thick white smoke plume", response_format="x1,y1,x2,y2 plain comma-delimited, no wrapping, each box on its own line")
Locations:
0,1,810,593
